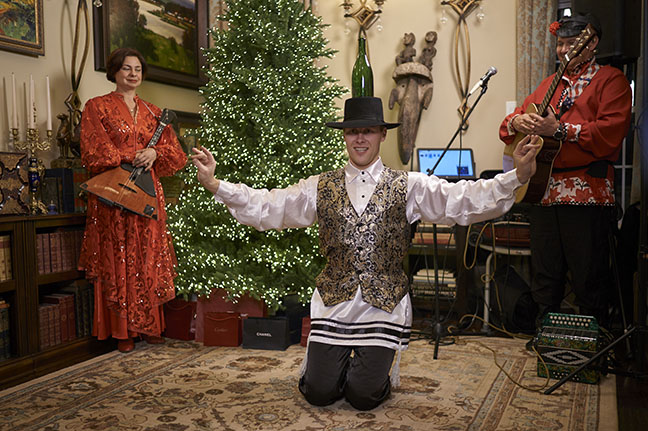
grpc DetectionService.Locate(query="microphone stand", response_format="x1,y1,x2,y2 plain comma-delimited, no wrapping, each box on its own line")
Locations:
426,81,490,359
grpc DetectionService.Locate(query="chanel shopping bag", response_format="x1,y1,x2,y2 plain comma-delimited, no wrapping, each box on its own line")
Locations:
242,316,291,350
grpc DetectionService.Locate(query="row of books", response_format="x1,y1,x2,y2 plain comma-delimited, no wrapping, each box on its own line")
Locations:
412,268,457,298
412,231,456,246
36,229,84,275
38,282,94,350
0,235,11,282
0,299,10,360
412,223,455,246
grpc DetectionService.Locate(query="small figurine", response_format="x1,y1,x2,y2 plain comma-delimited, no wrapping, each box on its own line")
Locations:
418,31,438,69
395,33,417,65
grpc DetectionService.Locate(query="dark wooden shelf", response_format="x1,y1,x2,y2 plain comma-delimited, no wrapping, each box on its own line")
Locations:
0,213,96,389
37,270,85,285
0,279,15,293
0,337,115,390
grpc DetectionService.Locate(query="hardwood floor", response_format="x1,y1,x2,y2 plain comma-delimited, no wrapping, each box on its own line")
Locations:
617,373,648,431
613,329,648,431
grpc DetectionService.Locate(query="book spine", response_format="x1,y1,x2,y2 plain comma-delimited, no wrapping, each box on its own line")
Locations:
0,302,9,359
0,236,6,282
87,285,94,336
43,232,51,274
49,232,62,273
51,304,61,345
65,294,76,340
81,286,90,337
37,233,44,274
61,285,83,338
62,230,73,271
39,305,50,350
4,235,11,280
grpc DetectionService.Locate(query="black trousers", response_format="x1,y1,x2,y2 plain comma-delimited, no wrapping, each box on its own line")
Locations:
298,341,395,411
529,204,614,319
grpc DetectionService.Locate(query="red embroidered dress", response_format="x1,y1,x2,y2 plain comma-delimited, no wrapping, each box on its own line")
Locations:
500,60,632,206
78,92,186,340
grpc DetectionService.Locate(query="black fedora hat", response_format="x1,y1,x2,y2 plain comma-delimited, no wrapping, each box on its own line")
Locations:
326,97,400,130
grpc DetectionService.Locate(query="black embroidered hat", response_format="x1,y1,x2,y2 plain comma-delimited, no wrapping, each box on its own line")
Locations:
555,13,602,40
326,97,400,130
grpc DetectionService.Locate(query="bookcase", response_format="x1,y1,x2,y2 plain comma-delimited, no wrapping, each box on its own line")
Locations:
0,214,114,390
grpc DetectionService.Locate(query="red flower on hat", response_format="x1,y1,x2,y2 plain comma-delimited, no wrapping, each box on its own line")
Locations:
549,21,561,36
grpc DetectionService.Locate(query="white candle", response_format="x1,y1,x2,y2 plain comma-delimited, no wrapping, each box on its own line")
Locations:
29,75,34,129
46,76,51,130
11,73,17,129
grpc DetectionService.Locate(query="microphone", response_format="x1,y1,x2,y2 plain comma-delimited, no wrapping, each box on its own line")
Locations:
468,66,498,96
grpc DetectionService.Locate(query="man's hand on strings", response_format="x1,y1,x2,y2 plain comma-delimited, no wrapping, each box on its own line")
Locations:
512,110,560,137
191,146,220,194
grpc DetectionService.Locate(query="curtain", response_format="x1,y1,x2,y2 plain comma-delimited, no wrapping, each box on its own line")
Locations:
516,0,558,105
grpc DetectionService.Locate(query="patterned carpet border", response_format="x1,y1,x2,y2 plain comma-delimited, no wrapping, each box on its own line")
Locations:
0,336,617,431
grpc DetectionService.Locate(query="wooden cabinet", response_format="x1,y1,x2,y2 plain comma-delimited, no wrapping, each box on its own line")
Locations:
0,214,113,390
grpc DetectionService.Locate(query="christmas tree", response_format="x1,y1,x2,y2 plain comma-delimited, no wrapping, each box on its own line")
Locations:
167,0,346,310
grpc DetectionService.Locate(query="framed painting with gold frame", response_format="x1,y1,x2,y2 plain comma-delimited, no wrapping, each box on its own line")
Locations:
0,0,45,56
93,0,208,89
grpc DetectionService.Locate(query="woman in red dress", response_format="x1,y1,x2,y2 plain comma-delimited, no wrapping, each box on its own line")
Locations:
78,48,187,352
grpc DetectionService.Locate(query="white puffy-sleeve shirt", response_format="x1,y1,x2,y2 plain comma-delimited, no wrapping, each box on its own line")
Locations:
214,158,522,350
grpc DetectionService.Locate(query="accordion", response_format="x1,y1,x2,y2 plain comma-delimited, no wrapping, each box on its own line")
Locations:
535,313,600,384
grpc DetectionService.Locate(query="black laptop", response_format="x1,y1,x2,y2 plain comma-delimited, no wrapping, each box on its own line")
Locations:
417,148,476,181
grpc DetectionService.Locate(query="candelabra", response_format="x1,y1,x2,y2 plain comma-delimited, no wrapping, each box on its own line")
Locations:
11,127,53,215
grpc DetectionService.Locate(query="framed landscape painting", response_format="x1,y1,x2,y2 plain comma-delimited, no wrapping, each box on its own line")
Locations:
0,0,45,56
93,0,208,89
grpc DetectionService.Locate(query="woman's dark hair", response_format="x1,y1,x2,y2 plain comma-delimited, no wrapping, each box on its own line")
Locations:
105,48,148,83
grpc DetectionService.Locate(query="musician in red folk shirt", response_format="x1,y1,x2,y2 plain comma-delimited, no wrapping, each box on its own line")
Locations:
78,47,186,353
499,13,632,332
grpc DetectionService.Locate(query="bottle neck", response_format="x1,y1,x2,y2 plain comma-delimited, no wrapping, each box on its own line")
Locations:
358,36,367,57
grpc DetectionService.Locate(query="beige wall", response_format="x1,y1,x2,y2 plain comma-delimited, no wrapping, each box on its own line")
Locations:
318,0,517,173
1,0,517,174
1,0,202,163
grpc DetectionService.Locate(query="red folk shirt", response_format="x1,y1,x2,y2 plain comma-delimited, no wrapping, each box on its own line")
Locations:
78,92,186,338
499,60,632,206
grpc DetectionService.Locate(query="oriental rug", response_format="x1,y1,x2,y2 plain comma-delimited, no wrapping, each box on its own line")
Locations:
0,336,616,431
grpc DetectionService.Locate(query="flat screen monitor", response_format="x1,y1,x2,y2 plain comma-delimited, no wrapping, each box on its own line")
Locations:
417,148,476,180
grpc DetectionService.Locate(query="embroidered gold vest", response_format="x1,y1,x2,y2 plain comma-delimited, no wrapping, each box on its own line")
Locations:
316,167,411,313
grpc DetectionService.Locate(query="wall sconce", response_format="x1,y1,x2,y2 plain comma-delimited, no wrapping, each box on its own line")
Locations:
440,0,483,128
341,1,386,34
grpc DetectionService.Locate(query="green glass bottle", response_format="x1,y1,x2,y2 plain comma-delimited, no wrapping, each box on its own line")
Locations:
351,34,374,97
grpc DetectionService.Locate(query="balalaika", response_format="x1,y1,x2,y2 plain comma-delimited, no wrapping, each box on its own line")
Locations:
80,108,177,220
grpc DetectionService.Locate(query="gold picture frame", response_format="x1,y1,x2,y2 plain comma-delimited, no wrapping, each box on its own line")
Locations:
0,0,45,56
93,0,208,89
